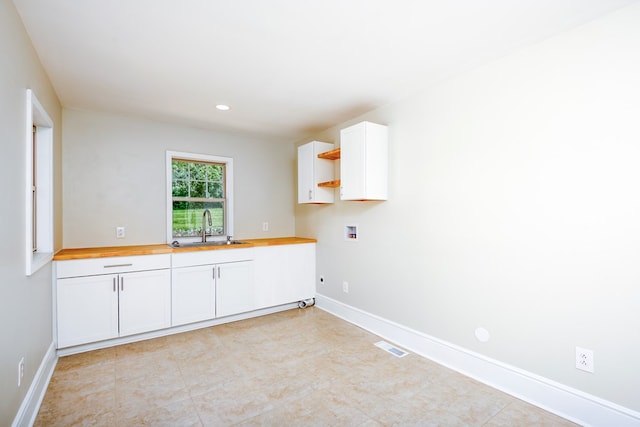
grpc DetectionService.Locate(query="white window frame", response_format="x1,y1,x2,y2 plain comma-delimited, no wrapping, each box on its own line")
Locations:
25,89,54,276
166,151,234,244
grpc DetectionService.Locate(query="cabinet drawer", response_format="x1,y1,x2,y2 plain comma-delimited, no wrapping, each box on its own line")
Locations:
56,254,171,278
172,248,254,268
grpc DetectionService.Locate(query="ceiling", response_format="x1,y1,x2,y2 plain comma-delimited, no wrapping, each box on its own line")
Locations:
13,0,637,141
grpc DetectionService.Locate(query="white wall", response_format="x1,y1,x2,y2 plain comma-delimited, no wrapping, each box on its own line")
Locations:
0,0,62,424
296,3,640,413
62,109,296,248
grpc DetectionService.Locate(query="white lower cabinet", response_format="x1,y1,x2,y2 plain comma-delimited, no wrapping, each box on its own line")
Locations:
254,243,315,309
55,254,171,348
171,264,216,326
55,242,315,350
171,248,255,326
215,260,255,317
56,275,118,347
118,269,172,337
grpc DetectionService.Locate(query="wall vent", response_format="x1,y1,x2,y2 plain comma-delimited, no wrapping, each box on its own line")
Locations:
375,341,409,358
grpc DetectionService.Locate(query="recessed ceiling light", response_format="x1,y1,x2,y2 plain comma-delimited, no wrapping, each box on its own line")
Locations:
216,104,230,111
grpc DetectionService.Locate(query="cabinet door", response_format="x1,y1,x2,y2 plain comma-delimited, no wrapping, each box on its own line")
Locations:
298,142,315,203
253,244,315,308
216,261,255,317
298,141,334,204
287,243,315,302
118,269,171,337
57,275,118,348
171,264,216,326
340,122,388,200
253,246,284,309
340,124,366,200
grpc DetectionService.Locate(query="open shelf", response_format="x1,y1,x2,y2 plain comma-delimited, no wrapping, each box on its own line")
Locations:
317,180,340,188
317,147,341,160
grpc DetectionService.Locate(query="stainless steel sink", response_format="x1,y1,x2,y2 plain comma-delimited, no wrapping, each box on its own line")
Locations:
171,240,246,248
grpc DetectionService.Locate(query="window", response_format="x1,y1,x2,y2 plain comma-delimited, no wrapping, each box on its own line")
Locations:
26,89,54,276
166,151,233,243
32,124,37,252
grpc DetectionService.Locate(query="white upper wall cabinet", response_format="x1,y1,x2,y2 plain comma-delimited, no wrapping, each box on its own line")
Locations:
340,122,388,201
298,141,335,204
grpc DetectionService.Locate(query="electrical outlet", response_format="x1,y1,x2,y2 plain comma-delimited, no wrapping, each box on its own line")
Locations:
262,222,269,232
18,357,24,387
576,346,594,373
116,226,125,239
342,281,349,293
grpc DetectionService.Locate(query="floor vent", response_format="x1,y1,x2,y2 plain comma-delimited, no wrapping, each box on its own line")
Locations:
375,341,409,358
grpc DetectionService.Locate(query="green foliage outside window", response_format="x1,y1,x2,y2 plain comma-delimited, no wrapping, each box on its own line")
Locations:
172,160,225,237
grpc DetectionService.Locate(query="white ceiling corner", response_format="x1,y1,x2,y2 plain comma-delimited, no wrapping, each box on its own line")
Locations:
12,0,638,141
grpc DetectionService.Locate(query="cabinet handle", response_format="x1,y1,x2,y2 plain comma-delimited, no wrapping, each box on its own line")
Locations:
120,276,124,291
113,277,116,292
212,266,221,279
104,263,133,268
308,189,312,200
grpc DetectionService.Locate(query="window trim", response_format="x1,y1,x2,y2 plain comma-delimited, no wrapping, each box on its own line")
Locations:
166,151,234,244
25,89,54,276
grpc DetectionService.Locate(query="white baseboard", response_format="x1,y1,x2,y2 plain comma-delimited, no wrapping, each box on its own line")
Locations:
315,294,640,427
12,342,57,427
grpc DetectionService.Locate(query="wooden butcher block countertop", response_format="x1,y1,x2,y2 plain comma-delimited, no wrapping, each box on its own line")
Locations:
53,237,317,260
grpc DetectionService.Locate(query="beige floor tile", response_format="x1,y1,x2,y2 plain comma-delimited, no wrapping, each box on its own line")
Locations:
116,396,202,427
485,399,580,426
35,307,578,427
116,369,190,413
114,347,180,382
190,381,274,426
35,387,116,427
239,387,374,427
43,360,115,414
244,357,324,407
181,360,249,397
55,346,116,372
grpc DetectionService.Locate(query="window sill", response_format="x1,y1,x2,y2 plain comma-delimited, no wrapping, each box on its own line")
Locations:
27,252,53,276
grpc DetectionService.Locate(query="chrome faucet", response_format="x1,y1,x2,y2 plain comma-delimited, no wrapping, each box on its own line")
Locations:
202,209,212,242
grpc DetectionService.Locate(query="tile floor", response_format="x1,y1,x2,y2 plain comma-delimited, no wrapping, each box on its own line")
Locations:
35,307,578,426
